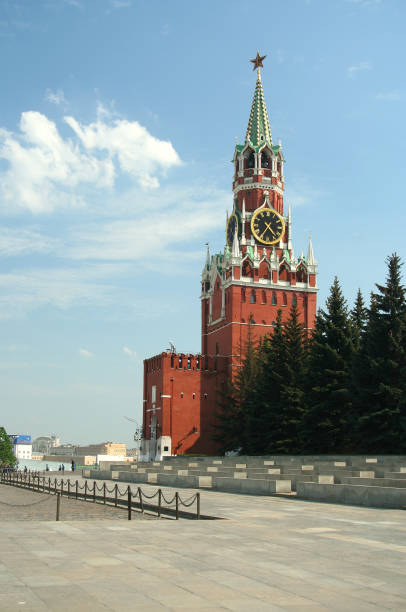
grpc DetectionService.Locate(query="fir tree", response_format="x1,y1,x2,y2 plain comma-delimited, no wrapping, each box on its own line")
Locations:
276,302,308,453
301,277,355,453
0,427,16,467
351,289,368,351
353,254,406,452
214,317,259,454
248,309,286,454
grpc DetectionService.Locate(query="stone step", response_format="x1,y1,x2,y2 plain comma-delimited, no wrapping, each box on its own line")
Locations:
296,481,406,509
341,477,406,488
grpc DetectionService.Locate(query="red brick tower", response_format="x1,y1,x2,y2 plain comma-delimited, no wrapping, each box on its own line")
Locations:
141,55,318,460
200,56,318,449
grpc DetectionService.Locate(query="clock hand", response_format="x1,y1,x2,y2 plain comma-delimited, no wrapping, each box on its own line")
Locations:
264,221,276,236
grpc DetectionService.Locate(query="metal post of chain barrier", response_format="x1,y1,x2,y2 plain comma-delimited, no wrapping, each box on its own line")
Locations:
28,473,31,488
196,492,200,520
54,478,57,494
75,480,78,500
56,493,61,521
103,483,106,504
93,481,96,503
68,479,70,497
61,479,64,497
84,481,87,501
127,486,131,521
138,487,144,514
175,492,179,520
158,489,162,518
114,484,118,507
48,477,51,494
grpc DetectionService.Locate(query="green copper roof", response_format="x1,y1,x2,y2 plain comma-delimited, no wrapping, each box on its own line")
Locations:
246,70,272,147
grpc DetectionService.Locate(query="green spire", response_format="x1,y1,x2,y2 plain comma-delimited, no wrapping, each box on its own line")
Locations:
245,69,272,147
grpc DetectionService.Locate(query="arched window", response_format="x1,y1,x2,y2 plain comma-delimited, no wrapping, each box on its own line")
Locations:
272,292,277,305
283,292,287,306
250,290,256,304
279,265,289,281
178,355,183,368
215,342,219,355
261,152,270,168
196,356,200,370
241,288,246,302
262,290,266,304
170,355,174,368
297,267,307,283
247,151,255,168
187,356,191,369
242,260,254,278
292,293,297,306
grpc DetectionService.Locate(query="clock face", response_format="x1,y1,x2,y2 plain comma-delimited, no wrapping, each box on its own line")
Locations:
226,213,239,247
251,208,285,245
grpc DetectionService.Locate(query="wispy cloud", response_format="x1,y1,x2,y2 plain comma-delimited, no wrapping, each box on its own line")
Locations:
0,228,58,256
45,88,67,106
111,0,131,8
79,348,93,357
375,91,401,101
346,0,381,6
0,264,121,319
347,61,371,78
123,346,136,357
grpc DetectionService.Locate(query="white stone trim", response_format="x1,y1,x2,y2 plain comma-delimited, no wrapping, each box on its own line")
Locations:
234,182,283,196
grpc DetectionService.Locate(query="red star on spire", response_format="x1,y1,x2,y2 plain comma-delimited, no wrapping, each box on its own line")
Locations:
250,52,267,71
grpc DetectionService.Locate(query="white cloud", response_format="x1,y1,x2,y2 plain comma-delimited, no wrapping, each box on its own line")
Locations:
0,108,181,213
111,0,131,8
0,228,58,256
123,346,135,357
347,61,371,78
79,348,93,357
65,111,181,189
375,91,401,101
0,264,121,319
45,88,67,106
66,185,227,261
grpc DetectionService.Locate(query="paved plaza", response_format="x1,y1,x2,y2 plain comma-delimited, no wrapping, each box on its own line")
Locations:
0,477,406,611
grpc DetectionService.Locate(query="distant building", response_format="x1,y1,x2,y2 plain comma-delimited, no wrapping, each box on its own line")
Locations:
75,442,126,457
9,435,32,460
32,436,60,454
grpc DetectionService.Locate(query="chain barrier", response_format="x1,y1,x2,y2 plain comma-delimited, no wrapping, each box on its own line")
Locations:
1,471,201,520
0,496,54,507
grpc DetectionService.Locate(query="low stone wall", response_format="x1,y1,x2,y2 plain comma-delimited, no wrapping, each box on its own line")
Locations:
297,481,406,509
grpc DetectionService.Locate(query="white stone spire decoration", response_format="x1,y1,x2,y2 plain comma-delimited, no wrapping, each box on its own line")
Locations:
231,229,240,258
202,243,211,279
253,242,259,260
287,203,293,251
241,199,246,245
307,235,316,265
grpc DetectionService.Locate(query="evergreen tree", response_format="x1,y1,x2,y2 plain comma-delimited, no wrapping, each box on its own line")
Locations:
276,302,308,453
214,318,259,454
0,427,16,467
301,277,355,453
353,254,406,452
351,289,368,351
247,309,286,454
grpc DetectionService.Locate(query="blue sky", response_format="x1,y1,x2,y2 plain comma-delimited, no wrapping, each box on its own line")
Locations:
1,0,405,446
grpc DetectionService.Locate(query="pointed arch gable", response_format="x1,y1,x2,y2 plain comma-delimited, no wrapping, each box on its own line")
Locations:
258,258,270,279
242,256,254,279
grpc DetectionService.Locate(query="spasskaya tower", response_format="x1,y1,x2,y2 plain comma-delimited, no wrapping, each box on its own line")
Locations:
199,53,318,449
141,54,317,460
